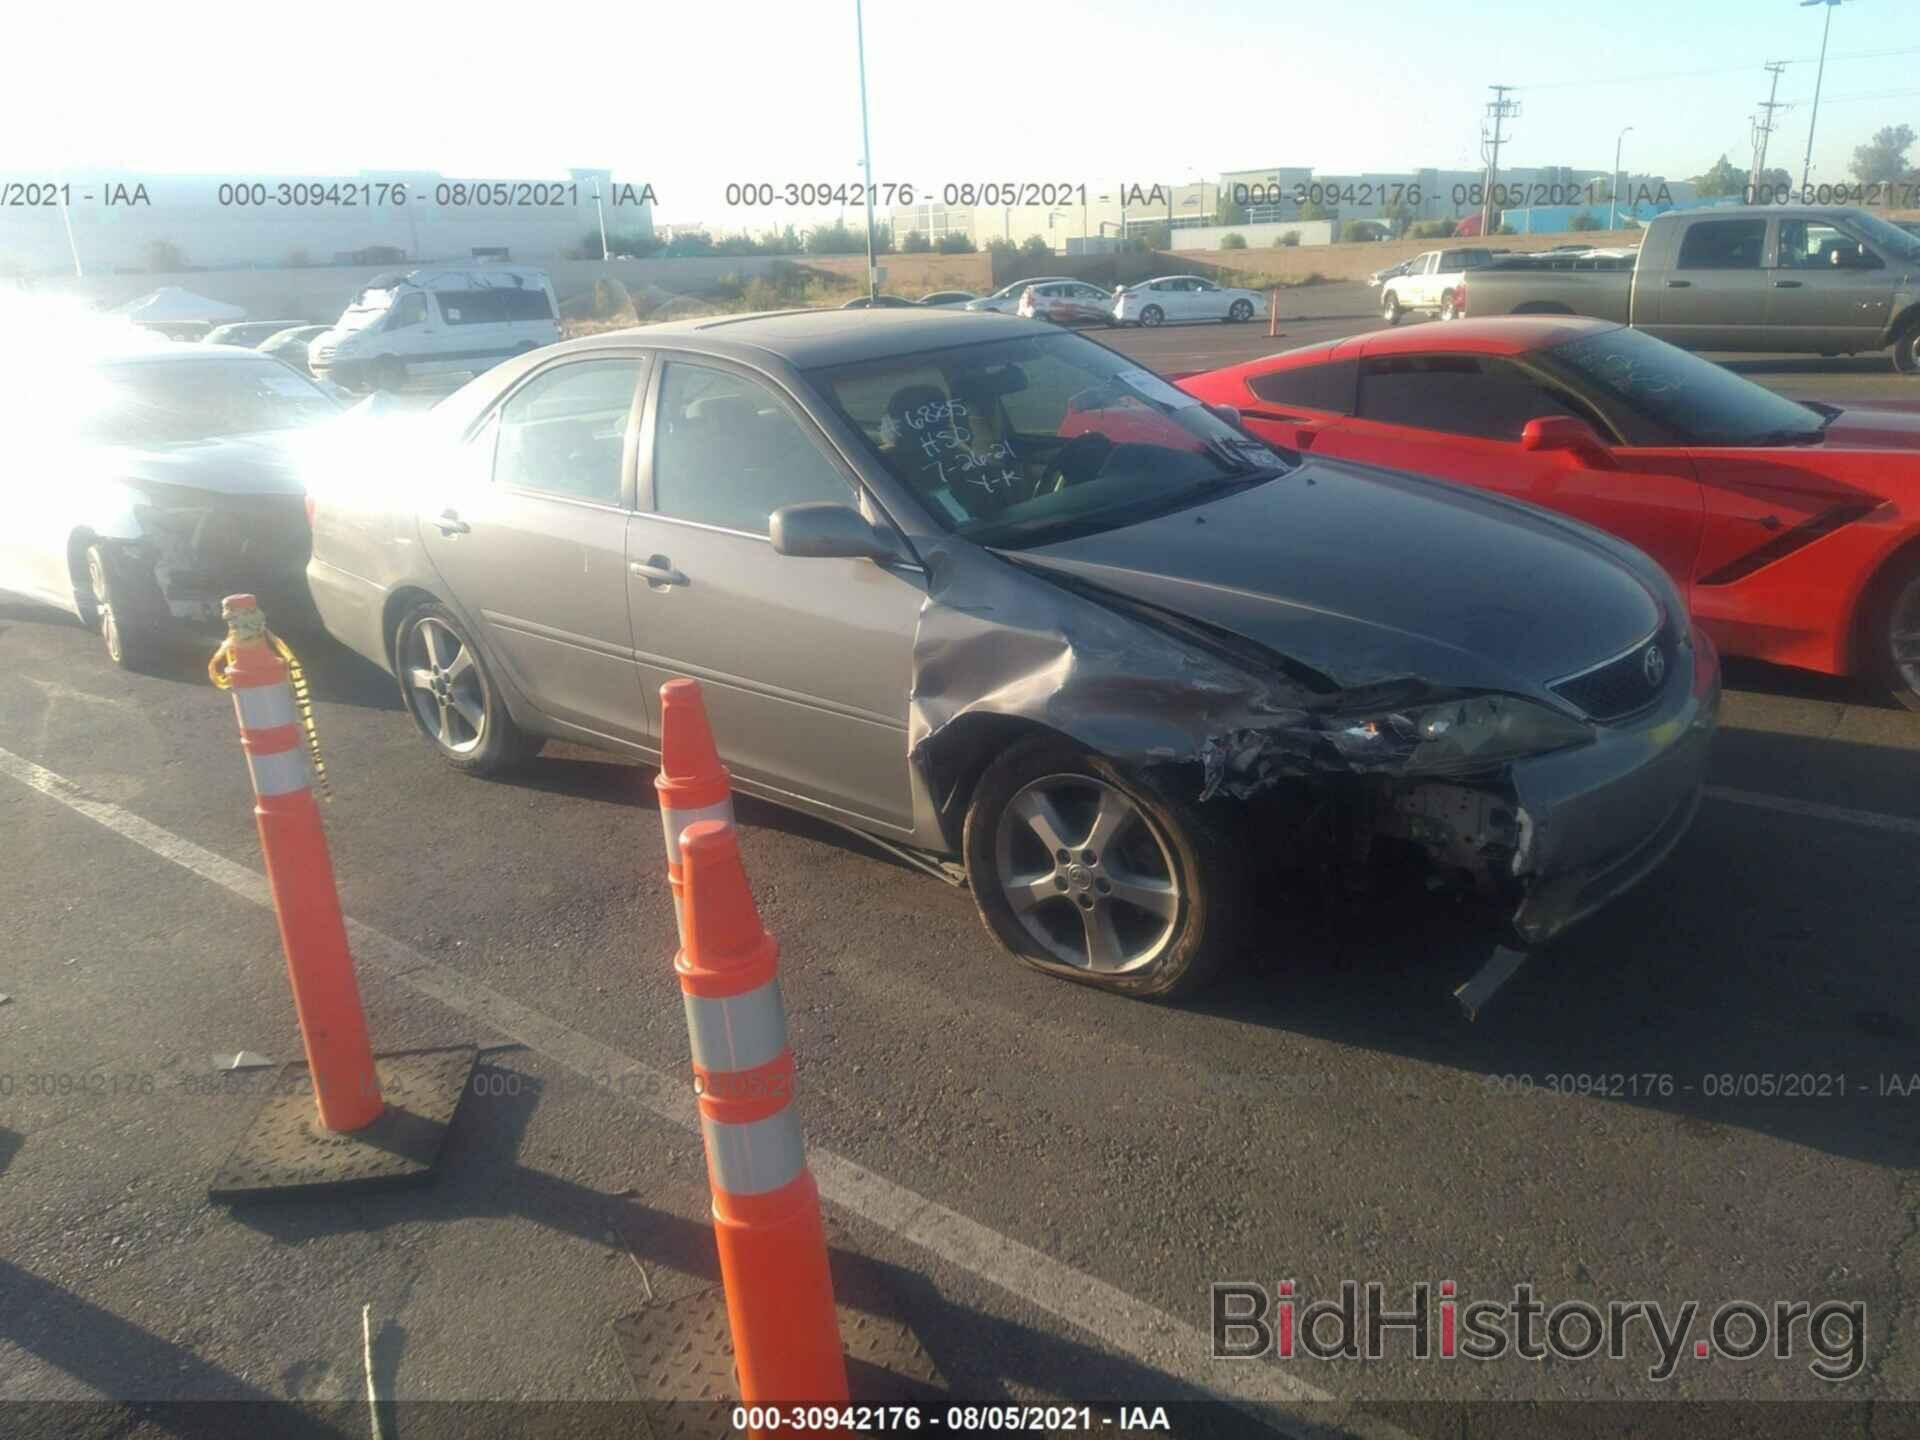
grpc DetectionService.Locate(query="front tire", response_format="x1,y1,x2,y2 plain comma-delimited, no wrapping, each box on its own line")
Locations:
1440,291,1459,321
393,602,541,774
1382,293,1402,326
371,357,407,393
1139,304,1164,327
962,737,1241,999
1868,556,1920,711
1228,299,1254,323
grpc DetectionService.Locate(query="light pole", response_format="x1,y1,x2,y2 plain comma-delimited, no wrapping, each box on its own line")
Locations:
594,184,610,263
1609,125,1633,230
854,0,878,298
1799,0,1847,193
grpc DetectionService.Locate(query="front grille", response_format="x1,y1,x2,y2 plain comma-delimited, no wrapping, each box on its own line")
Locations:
1551,631,1672,722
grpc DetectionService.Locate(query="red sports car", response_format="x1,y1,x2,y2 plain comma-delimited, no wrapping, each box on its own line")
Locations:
1178,317,1920,708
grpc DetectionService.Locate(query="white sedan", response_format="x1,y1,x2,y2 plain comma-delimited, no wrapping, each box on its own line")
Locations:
1017,280,1120,326
1112,275,1264,327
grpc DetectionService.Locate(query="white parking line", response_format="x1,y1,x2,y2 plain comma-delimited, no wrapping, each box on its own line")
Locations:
0,743,1410,1439
1705,785,1920,839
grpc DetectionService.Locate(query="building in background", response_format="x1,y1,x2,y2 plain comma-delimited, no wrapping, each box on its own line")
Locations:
0,168,652,276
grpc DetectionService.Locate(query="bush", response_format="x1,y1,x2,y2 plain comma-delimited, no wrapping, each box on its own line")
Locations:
1568,213,1603,232
936,232,976,253
1020,234,1051,258
901,230,931,253
1219,232,1247,250
1495,223,1518,236
1339,221,1382,243
1409,220,1453,239
1275,230,1301,247
985,237,1016,257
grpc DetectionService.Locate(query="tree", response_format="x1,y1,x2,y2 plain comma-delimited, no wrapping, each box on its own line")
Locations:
1138,222,1171,250
1410,219,1453,239
1212,196,1249,227
1020,234,1051,258
935,232,976,254
1219,232,1248,250
145,239,186,272
985,236,1016,258
1850,123,1916,190
1298,199,1332,222
1692,154,1749,200
1384,201,1414,237
901,229,931,253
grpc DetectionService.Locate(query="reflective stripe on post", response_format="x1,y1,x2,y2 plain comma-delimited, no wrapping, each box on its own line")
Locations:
683,977,788,1075
701,1107,807,1197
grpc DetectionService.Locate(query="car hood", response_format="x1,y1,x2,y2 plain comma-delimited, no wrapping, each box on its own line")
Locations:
95,430,312,498
1817,407,1920,450
1011,456,1667,696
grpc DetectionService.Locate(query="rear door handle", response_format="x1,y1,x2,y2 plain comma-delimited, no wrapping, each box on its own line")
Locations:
1665,280,1692,289
434,509,470,536
629,557,688,587
1772,280,1803,289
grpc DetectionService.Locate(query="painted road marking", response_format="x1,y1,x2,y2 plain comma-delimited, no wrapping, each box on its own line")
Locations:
1705,785,1920,839
0,744,1412,1439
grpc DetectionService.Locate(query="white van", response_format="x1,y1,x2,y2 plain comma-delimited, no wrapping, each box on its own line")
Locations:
308,267,561,391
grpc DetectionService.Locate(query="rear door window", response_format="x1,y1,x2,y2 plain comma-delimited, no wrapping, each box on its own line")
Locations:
1676,219,1766,270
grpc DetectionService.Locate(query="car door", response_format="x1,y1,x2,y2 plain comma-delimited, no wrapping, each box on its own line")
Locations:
625,356,925,833
1186,278,1225,320
378,291,437,377
1070,283,1111,322
416,356,654,747
1766,218,1895,353
1311,349,1707,592
1650,217,1770,350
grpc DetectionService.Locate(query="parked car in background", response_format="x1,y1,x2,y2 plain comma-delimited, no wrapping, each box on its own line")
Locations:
304,309,1714,997
258,324,332,375
1181,315,1920,708
0,345,344,668
202,320,309,349
1112,276,1263,327
308,266,561,392
1456,206,1920,369
841,294,922,309
964,278,1074,314
1379,248,1498,324
1017,280,1119,326
919,290,979,307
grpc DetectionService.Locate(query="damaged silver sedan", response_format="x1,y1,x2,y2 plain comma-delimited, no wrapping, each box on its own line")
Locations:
303,310,1719,998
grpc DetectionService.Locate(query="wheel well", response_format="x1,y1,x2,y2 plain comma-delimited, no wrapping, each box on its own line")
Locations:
1886,302,1920,346
66,529,98,590
916,712,1078,850
380,585,440,671
1849,534,1920,673
1513,302,1575,315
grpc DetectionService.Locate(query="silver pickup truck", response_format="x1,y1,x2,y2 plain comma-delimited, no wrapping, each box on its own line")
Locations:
1457,205,1920,372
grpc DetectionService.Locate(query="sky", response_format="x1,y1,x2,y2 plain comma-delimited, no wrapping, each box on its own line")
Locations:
6,0,1915,230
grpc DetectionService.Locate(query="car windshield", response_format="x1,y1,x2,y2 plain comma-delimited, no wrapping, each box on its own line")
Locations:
1849,211,1920,266
1543,325,1825,446
335,294,394,331
811,331,1292,549
82,359,341,443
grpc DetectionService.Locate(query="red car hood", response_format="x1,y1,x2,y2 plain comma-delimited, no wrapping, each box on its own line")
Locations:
1818,407,1920,450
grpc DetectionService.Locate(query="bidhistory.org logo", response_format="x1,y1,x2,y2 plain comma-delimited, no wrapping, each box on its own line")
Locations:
1211,1281,1865,1383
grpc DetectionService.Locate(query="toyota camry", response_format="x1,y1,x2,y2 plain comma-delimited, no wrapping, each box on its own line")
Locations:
303,310,1718,998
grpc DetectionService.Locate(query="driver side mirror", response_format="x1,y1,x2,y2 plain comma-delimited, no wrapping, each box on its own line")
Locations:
1521,415,1616,468
769,502,905,563
1206,403,1243,428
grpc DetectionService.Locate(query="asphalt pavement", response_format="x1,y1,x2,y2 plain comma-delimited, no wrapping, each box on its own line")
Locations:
2,313,1918,1439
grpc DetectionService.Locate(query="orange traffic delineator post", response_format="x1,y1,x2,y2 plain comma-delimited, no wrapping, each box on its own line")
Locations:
207,594,475,1202
675,814,848,1415
655,678,735,944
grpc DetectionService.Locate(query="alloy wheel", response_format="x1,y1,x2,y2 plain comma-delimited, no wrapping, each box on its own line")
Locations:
993,774,1181,975
1892,583,1920,700
87,550,121,665
404,617,487,755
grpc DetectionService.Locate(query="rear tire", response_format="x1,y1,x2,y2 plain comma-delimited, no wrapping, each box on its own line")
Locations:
1892,318,1920,375
1228,299,1254,323
84,544,166,672
962,736,1242,999
1139,304,1164,327
1867,556,1920,711
393,602,542,774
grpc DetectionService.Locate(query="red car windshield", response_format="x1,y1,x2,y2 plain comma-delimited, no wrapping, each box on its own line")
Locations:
1543,327,1826,447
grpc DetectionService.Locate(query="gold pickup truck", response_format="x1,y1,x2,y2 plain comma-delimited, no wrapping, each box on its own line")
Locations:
1456,206,1920,373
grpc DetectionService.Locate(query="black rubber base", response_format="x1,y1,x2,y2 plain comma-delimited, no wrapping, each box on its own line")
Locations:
614,1285,946,1435
208,1045,477,1202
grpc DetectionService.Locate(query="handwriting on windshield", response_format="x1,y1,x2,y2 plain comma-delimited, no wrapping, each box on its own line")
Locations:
882,398,1021,494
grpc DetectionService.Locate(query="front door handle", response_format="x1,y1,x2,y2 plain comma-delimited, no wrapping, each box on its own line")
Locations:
1773,280,1803,289
1665,279,1692,289
434,509,470,536
629,557,688,588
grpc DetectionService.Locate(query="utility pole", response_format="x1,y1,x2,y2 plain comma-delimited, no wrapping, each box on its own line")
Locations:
1479,85,1519,239
1750,60,1789,202
1799,0,1846,194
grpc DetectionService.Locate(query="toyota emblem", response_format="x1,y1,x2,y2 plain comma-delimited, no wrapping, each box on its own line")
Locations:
1642,644,1666,689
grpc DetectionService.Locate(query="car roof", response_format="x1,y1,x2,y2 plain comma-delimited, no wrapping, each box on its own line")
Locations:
540,307,1039,368
1206,316,1623,384
93,343,288,367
